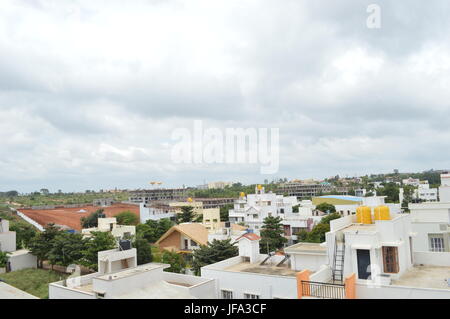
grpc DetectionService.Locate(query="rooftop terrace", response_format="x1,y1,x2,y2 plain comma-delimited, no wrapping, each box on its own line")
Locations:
392,266,450,290
225,261,299,277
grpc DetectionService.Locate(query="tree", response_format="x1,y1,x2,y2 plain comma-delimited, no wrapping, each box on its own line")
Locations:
80,209,104,228
9,221,37,249
29,223,62,268
136,223,158,243
136,218,174,243
48,232,86,268
0,251,9,268
161,251,186,273
259,216,287,253
305,223,330,243
319,212,341,225
220,204,233,221
377,183,399,203
315,203,336,214
298,212,341,243
292,205,300,213
192,239,238,275
134,238,153,265
115,211,139,225
178,206,195,223
156,218,174,239
81,231,116,271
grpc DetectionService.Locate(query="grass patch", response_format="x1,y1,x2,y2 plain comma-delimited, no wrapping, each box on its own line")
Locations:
0,268,69,299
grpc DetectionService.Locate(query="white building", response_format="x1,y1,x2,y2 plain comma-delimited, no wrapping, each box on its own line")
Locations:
81,217,136,240
409,202,450,252
139,202,178,223
439,173,450,202
402,177,421,187
49,247,216,299
203,205,450,299
201,232,318,299
0,218,37,272
228,186,317,242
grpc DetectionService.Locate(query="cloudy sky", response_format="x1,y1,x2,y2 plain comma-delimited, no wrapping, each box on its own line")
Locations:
1,0,450,193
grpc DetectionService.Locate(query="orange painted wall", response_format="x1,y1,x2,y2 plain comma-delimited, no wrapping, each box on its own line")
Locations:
344,273,356,299
296,270,310,299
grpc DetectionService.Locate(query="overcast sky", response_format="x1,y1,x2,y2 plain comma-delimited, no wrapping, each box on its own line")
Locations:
1,0,450,193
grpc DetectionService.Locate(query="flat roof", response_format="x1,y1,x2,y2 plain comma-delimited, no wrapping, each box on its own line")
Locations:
225,262,299,277
392,266,450,290
96,263,166,281
285,242,327,254
343,224,377,232
7,249,32,257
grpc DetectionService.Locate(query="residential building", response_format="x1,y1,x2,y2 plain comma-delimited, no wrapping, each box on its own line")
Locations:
194,198,235,209
202,208,221,231
0,218,37,272
49,247,216,299
354,189,366,197
409,202,450,252
312,195,401,217
201,232,337,299
81,217,136,240
139,202,178,223
297,207,450,299
439,173,450,202
278,182,333,199
129,188,189,204
402,178,421,187
156,223,209,253
93,198,115,207
408,173,450,252
228,186,324,243
207,222,248,242
207,181,234,189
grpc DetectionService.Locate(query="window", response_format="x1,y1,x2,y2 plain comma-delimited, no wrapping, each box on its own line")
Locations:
213,219,218,222
429,235,444,252
221,290,233,299
244,293,260,299
205,219,210,223
382,246,399,273
190,240,198,247
95,292,106,299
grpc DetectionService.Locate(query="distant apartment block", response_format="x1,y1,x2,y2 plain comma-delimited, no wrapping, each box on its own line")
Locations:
278,182,349,199
93,198,115,207
129,188,189,203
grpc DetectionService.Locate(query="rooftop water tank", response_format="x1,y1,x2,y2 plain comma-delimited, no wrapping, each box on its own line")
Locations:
374,206,390,221
356,206,372,224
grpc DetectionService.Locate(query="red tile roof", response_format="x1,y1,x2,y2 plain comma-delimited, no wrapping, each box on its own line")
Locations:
237,232,261,241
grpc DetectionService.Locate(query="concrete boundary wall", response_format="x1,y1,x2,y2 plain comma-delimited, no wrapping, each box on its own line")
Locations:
356,283,450,299
16,211,44,231
414,251,450,267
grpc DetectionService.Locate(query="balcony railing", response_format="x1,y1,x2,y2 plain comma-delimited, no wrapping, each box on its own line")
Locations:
301,280,346,299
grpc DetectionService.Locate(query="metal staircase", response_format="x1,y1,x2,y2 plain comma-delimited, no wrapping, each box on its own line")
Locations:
332,232,345,283
276,254,290,267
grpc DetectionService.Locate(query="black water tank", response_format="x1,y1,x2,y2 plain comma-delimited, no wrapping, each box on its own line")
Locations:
119,240,132,251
